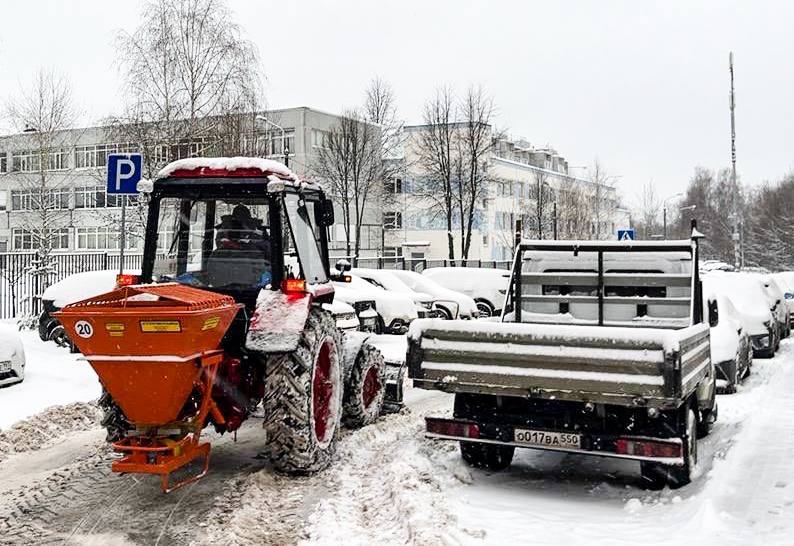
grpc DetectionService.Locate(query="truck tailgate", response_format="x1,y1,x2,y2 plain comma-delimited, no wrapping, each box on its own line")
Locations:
407,319,710,408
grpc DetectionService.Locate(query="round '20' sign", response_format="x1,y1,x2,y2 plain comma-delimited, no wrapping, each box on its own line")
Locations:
74,320,94,339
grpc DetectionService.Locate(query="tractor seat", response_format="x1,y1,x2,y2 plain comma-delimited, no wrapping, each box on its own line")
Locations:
205,248,270,288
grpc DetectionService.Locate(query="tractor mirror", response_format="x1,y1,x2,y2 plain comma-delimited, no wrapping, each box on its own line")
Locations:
320,198,335,226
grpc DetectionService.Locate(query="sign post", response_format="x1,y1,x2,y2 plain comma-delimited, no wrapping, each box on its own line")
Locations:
617,228,636,241
107,154,143,275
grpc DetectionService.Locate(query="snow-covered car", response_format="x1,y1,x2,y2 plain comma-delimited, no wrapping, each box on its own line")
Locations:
705,272,779,358
422,267,510,317
327,283,379,333
772,271,794,329
322,300,360,332
39,270,141,349
703,288,752,393
750,273,790,341
769,273,794,337
389,269,478,319
333,274,417,334
0,324,26,387
351,268,444,320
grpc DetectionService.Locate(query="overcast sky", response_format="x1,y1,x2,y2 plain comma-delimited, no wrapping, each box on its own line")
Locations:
1,1,792,205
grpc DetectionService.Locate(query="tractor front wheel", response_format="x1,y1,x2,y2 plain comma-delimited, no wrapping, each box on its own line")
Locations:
343,341,386,428
264,308,343,473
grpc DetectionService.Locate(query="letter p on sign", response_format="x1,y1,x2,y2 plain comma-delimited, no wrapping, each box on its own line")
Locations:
107,154,142,194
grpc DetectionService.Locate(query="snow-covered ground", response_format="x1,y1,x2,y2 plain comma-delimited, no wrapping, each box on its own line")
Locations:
0,328,99,431
1,331,792,545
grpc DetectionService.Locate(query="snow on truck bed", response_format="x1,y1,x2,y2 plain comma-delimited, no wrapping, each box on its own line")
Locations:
408,318,705,354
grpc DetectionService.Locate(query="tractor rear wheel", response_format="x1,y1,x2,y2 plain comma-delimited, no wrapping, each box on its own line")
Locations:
343,341,386,428
98,388,132,442
264,307,343,473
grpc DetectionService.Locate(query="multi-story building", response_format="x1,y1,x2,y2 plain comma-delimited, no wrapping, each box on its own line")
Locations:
383,125,630,262
0,107,383,256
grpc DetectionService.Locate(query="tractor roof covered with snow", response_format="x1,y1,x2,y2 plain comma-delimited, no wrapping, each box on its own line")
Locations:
139,157,337,310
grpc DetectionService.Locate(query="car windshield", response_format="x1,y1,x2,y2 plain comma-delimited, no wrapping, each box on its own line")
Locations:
152,196,272,290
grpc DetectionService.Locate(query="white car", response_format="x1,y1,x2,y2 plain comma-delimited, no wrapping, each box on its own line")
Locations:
351,268,442,320
770,273,794,337
705,272,779,358
422,267,510,317
333,275,417,334
703,289,752,393
389,269,478,319
0,324,26,387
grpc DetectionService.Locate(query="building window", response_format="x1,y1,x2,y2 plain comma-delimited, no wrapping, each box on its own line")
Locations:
311,129,328,149
383,246,402,258
75,143,138,169
385,178,403,194
384,211,402,230
11,149,69,172
10,228,68,250
75,186,104,208
76,226,136,250
0,153,7,173
8,189,67,210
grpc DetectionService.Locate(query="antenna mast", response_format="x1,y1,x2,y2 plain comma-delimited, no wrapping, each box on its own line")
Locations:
729,52,741,269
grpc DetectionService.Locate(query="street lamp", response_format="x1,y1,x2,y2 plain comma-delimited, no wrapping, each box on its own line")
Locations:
662,192,684,239
255,115,290,168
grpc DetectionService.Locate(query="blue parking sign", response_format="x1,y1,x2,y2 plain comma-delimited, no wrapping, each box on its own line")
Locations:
617,228,635,241
107,154,142,194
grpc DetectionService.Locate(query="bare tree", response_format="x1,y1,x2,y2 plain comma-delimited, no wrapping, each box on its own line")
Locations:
2,70,80,313
555,176,592,239
115,0,263,179
587,160,617,239
312,110,382,258
527,170,557,239
414,87,456,260
637,181,661,239
457,86,494,259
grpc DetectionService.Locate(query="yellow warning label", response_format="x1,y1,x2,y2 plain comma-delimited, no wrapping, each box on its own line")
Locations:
201,316,221,331
140,320,182,333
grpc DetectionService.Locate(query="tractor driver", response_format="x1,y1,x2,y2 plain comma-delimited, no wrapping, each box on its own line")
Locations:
206,204,272,288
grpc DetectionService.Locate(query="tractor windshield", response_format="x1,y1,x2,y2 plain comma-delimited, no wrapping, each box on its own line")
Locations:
151,197,272,290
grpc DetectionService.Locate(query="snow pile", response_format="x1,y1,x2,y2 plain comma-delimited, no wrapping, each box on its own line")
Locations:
0,329,100,429
156,157,297,180
0,402,100,462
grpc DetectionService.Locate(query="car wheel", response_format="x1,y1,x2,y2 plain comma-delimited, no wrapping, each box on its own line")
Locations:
475,300,494,318
436,305,454,320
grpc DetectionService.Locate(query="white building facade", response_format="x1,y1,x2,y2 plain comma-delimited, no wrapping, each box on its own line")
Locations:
383,125,631,262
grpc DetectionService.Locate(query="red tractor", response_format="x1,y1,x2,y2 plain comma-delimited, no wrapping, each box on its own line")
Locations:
55,158,402,491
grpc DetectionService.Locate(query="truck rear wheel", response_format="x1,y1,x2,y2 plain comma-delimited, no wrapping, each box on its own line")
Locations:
264,308,343,473
460,442,514,471
641,406,697,489
343,341,386,428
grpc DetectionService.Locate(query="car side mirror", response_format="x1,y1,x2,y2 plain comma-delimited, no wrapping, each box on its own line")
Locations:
786,292,794,300
335,259,352,273
320,198,335,226
708,299,719,328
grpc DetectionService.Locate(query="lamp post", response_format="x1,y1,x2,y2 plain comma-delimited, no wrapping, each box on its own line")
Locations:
662,192,684,239
255,115,289,168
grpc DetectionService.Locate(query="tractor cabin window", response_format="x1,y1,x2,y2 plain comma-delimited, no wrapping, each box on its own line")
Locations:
152,197,273,290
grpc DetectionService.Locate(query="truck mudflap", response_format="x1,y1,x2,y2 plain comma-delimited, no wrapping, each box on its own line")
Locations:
407,319,711,409
425,416,685,466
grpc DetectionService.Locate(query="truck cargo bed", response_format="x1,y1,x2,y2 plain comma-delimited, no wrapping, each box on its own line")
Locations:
408,319,710,409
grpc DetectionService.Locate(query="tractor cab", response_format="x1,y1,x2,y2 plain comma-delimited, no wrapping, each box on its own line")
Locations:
139,159,336,310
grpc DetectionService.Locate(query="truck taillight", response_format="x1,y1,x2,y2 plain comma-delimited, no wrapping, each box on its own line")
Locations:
426,418,480,439
616,438,681,459
116,274,139,287
282,278,307,294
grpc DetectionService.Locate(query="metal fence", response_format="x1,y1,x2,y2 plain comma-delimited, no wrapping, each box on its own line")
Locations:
0,252,145,319
0,251,512,319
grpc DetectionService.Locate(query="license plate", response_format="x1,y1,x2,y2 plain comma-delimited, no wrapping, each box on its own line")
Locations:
514,429,581,449
0,361,10,373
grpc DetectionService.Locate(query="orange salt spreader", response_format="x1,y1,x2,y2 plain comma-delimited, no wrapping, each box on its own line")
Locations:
54,283,242,492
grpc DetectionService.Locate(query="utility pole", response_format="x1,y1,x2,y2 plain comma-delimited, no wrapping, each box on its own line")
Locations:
729,52,741,269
